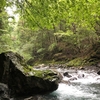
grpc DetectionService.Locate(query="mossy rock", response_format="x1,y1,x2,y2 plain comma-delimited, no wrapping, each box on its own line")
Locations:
23,66,57,81
67,57,86,67
0,51,59,96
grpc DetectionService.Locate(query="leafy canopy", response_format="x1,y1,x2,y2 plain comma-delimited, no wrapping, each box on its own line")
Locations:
1,0,100,29
21,0,100,29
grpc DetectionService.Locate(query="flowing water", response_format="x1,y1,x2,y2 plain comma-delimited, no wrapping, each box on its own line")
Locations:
42,69,100,100
12,69,100,100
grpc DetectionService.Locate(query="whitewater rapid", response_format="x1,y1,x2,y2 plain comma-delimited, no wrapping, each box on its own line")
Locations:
13,68,100,100
49,69,100,100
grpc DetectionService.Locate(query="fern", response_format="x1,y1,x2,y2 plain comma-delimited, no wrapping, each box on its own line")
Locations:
48,43,57,51
37,48,45,53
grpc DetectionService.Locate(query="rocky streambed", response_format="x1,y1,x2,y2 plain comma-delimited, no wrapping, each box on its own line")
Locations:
0,51,100,100
27,64,100,100
12,64,100,100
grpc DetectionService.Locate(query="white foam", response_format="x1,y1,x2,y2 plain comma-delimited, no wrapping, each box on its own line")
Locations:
53,83,97,100
52,70,100,100
63,70,100,84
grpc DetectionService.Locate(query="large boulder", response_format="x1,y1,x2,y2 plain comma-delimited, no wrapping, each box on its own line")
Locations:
0,83,9,100
0,51,59,97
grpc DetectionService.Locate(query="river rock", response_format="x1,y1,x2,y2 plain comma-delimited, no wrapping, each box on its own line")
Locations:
68,77,77,81
63,72,72,78
79,66,85,70
96,63,100,67
0,83,9,100
0,51,59,97
97,71,100,75
61,80,71,85
78,73,85,78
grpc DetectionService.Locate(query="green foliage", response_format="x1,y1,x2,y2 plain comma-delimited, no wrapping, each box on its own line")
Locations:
24,65,57,80
0,0,6,9
67,57,87,67
37,48,45,54
20,0,100,30
48,43,57,51
18,43,33,60
0,0,100,66
54,30,73,38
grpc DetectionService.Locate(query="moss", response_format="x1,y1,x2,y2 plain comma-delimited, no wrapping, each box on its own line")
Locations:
23,65,57,81
32,70,57,81
67,57,87,67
